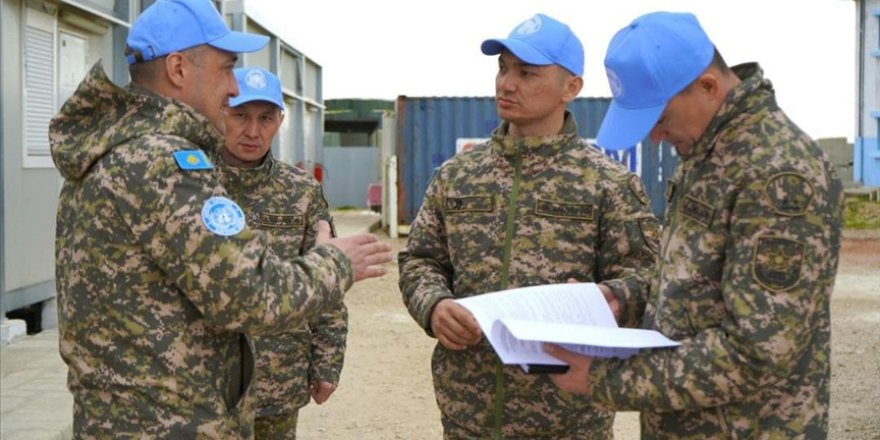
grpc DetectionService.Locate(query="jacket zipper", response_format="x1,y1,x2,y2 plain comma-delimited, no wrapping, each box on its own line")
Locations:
494,152,522,439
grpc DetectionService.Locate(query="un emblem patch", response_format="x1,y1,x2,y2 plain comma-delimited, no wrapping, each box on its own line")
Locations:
516,15,543,35
201,196,246,236
245,69,268,89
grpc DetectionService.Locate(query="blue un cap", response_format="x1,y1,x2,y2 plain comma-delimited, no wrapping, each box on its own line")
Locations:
126,0,269,64
229,67,284,109
481,13,584,76
596,11,714,150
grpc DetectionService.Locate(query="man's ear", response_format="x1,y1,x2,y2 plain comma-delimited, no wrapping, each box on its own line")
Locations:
164,52,187,89
563,75,584,103
695,73,720,99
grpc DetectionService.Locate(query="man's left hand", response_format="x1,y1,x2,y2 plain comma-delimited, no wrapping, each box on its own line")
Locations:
597,284,621,322
310,380,336,404
543,343,594,395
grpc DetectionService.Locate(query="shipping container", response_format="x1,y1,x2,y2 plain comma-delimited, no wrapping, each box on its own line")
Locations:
395,96,677,224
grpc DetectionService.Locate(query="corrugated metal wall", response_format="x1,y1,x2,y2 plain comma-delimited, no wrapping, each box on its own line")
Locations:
322,147,380,209
395,96,676,224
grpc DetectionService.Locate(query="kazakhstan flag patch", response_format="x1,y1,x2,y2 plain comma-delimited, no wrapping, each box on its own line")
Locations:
173,150,213,170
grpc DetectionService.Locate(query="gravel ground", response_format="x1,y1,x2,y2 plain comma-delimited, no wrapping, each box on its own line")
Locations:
297,231,880,439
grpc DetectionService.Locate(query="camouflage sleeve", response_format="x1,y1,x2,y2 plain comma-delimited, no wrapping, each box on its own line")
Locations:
398,170,455,336
590,169,840,411
595,173,659,328
112,135,354,336
303,179,348,385
302,182,336,252
308,305,349,385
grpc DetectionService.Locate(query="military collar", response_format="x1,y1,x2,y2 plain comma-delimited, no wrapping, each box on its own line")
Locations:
218,154,276,189
683,62,774,164
125,83,225,159
490,111,580,158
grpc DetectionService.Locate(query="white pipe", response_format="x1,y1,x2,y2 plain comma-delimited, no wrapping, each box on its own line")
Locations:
388,155,398,239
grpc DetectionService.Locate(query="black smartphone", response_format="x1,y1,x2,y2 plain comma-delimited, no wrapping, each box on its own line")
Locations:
521,364,570,374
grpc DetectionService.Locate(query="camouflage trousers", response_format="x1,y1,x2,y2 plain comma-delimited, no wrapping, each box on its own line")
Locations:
441,414,614,440
254,410,299,440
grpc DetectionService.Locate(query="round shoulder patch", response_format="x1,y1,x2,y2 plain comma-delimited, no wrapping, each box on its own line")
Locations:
752,236,805,291
764,172,813,216
201,196,246,236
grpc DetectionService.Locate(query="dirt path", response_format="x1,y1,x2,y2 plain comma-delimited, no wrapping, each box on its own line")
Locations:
298,233,879,439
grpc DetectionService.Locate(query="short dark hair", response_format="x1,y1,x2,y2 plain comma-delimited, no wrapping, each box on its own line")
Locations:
126,45,205,85
127,48,165,85
709,47,730,72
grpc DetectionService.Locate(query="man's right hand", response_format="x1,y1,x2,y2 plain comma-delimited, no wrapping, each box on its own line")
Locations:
430,299,482,350
317,221,392,282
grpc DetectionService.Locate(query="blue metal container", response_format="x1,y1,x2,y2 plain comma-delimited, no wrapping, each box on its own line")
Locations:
395,96,676,224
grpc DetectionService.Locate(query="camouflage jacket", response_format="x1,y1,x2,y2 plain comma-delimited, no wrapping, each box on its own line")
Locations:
218,155,348,417
589,64,843,439
399,113,659,439
49,61,353,439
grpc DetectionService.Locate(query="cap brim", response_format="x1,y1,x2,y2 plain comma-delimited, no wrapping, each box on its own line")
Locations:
229,95,284,109
596,101,666,151
481,38,553,66
209,31,269,54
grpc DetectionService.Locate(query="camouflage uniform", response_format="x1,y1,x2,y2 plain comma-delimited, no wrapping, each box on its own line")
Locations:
589,64,844,439
49,61,353,439
218,155,348,439
399,112,659,439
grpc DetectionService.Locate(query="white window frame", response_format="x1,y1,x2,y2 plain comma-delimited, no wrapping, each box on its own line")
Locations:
21,3,58,168
57,29,90,108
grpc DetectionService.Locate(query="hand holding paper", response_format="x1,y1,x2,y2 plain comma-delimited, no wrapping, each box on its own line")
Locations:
431,298,482,350
543,343,594,394
455,283,679,373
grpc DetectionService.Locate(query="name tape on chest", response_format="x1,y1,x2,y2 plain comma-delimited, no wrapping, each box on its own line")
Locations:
534,199,595,221
445,196,494,213
258,213,305,229
679,195,715,227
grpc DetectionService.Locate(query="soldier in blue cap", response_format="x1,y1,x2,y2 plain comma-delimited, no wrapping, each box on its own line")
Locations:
218,67,349,439
49,0,391,437
546,11,843,439
399,13,658,440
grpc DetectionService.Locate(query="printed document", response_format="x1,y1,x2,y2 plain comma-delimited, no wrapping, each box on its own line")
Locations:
455,283,679,368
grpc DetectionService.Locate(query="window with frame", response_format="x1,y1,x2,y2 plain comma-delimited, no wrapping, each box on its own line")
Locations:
22,4,100,168
873,8,880,57
22,4,57,168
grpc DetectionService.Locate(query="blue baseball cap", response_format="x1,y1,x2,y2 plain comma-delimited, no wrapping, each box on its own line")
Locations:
126,0,269,64
229,67,284,109
596,12,715,150
481,13,584,76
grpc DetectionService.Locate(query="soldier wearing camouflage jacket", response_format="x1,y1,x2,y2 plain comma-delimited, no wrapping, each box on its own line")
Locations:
400,14,658,439
49,60,357,438
399,108,659,438
49,2,391,435
217,65,348,438
548,12,843,440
